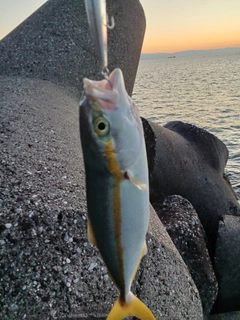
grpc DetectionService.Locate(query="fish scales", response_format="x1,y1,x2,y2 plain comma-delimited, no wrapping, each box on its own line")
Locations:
80,68,155,320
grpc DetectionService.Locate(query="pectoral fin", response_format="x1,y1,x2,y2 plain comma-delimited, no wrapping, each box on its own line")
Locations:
142,240,148,256
124,171,147,190
87,219,97,246
107,292,155,320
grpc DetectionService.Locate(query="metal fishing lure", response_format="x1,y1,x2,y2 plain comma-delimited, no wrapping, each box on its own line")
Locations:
84,0,114,77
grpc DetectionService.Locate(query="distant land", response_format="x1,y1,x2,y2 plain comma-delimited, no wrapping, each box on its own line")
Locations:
141,47,240,60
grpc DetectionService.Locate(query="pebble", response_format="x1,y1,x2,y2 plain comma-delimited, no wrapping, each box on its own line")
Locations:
88,262,97,271
77,221,84,228
73,278,79,284
5,223,12,229
29,211,34,218
66,258,71,264
66,282,71,288
38,226,43,233
64,233,70,242
10,303,19,311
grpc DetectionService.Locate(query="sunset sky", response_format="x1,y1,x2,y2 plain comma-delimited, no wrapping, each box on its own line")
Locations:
0,0,240,53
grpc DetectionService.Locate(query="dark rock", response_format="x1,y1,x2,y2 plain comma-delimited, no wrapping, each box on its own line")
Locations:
0,0,145,96
213,215,240,313
57,212,63,222
138,204,204,319
209,311,240,320
21,218,32,231
154,195,218,318
0,224,6,233
6,233,18,245
142,119,240,259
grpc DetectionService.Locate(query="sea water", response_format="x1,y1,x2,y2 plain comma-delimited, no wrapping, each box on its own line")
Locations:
133,53,240,198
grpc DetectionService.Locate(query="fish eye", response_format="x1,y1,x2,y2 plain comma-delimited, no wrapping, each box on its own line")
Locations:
93,117,110,137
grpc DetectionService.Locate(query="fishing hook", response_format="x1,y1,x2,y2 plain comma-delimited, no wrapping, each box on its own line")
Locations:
107,16,115,30
101,66,113,89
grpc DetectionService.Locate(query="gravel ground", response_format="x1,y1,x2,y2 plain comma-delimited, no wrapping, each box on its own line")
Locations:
0,76,90,319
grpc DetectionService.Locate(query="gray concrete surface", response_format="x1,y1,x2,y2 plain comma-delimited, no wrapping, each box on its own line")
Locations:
209,312,240,320
140,204,203,319
142,119,240,259
0,76,203,319
213,215,240,313
156,195,218,318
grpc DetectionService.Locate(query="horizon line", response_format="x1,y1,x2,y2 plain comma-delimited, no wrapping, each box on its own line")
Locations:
141,46,240,55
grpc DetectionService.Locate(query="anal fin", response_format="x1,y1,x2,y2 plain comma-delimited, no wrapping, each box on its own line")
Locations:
142,240,148,257
87,219,97,246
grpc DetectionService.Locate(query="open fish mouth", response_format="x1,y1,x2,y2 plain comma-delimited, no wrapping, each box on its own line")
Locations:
83,69,127,110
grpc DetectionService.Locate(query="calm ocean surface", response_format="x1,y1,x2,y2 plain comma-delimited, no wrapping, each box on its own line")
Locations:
133,54,240,198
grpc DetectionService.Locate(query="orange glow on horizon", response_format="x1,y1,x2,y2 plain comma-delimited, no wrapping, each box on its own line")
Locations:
140,0,240,54
142,30,240,54
142,39,240,54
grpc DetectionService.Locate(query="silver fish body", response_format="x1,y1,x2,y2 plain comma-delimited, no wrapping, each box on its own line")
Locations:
80,68,155,320
84,0,108,69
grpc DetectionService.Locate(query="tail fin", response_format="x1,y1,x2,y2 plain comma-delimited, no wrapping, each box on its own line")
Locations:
107,292,155,320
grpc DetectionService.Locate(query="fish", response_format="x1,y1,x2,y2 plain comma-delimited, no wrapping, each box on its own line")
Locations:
79,68,155,320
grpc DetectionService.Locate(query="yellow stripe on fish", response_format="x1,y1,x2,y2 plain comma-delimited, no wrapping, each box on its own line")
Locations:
105,138,125,296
